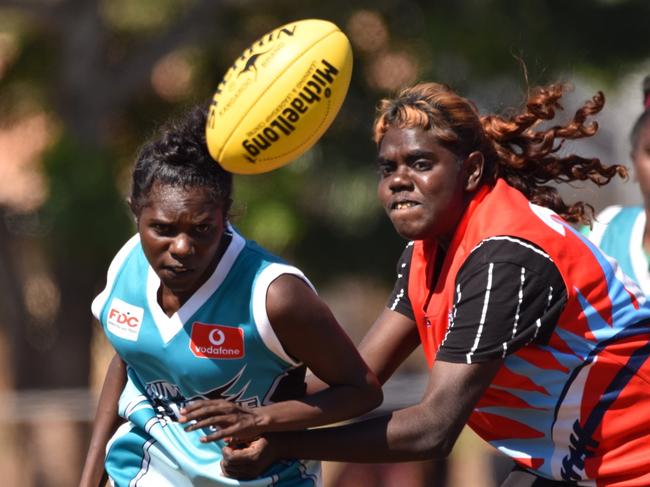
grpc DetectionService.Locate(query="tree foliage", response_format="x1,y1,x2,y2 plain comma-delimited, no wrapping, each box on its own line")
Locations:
0,0,647,483
0,0,649,384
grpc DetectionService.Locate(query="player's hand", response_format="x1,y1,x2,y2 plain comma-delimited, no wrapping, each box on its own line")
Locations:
178,399,268,443
221,436,278,479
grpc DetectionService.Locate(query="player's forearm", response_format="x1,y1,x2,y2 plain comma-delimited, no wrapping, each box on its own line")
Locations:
269,402,452,463
270,360,501,463
81,408,123,486
258,374,382,432
79,354,126,487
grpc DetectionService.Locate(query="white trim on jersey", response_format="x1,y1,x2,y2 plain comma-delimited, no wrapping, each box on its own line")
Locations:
107,423,194,487
92,233,141,320
107,421,134,457
146,225,246,344
588,205,623,246
628,210,650,294
252,263,316,367
471,235,553,261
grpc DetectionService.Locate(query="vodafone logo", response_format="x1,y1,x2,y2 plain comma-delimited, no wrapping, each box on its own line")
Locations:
190,322,244,360
209,329,226,346
106,298,144,342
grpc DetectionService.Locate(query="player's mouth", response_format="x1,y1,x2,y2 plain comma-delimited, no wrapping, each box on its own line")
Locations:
162,265,194,277
390,200,421,211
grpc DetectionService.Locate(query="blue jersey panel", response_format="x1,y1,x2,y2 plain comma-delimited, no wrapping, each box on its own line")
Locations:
587,205,650,295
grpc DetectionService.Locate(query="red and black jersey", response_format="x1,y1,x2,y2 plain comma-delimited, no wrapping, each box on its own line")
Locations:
388,237,567,363
398,179,650,485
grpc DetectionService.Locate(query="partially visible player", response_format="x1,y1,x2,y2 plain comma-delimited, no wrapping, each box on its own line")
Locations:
583,76,650,294
78,104,382,487
219,82,650,486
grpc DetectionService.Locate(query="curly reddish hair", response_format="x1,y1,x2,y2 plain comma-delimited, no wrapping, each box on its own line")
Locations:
373,82,627,225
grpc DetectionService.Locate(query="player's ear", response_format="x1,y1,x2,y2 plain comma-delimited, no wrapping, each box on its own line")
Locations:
464,151,484,191
127,197,139,223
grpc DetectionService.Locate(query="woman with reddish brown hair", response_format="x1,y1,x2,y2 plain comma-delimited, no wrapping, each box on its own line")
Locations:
215,82,650,486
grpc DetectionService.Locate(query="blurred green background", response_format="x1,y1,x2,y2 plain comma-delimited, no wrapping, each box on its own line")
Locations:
0,0,649,485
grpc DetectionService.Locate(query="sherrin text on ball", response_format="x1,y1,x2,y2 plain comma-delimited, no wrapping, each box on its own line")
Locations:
206,19,353,174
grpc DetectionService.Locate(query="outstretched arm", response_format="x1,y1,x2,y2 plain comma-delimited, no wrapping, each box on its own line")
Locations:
79,353,126,487
180,274,383,441
223,357,501,473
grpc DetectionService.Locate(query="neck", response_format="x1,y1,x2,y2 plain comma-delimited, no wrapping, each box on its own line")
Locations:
159,287,186,317
426,185,486,250
157,231,231,317
425,234,451,251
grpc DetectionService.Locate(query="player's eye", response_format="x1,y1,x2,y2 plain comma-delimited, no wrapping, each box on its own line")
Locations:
151,223,172,235
377,161,395,177
412,160,433,171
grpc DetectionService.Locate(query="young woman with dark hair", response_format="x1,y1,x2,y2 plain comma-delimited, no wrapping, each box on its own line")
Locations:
79,105,382,487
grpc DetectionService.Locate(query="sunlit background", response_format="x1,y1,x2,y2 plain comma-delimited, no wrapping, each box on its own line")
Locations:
0,1,649,485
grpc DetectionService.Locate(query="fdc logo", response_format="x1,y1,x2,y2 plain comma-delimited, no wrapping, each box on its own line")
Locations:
190,322,245,359
107,298,144,341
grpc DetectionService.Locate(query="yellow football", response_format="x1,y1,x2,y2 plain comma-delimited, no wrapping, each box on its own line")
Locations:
206,19,353,174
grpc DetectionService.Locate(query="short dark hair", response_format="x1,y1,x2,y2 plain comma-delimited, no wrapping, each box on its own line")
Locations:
129,104,233,216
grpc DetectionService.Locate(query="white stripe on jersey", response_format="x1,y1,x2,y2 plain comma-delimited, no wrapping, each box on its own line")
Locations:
124,395,150,418
530,285,554,343
512,267,525,339
532,318,542,341
503,267,526,358
390,287,405,311
441,283,462,348
129,439,155,487
546,286,554,311
467,262,494,364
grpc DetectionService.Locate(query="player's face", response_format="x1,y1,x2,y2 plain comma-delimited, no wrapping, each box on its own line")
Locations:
136,182,226,300
633,119,650,204
377,126,472,245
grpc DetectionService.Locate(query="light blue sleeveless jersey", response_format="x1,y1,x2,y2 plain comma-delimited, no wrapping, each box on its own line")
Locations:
92,227,321,487
583,205,650,295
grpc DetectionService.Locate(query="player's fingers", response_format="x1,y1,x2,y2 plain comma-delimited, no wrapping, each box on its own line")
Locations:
201,423,247,442
222,444,258,465
200,430,227,443
184,414,238,432
180,399,213,414
179,402,231,421
220,458,260,479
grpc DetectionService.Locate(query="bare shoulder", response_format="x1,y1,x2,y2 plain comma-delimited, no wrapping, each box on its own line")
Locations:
265,273,330,331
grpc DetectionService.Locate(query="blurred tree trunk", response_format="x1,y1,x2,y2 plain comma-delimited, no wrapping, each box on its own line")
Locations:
0,209,28,377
